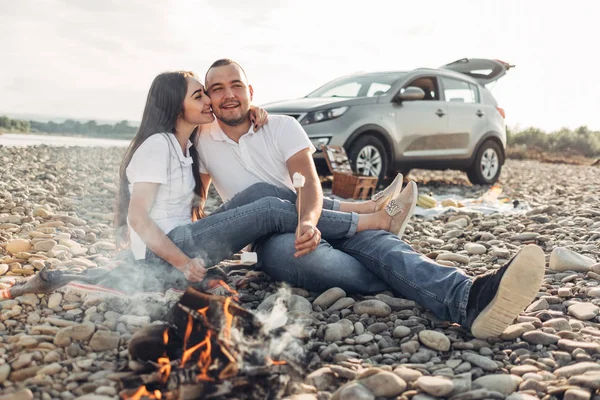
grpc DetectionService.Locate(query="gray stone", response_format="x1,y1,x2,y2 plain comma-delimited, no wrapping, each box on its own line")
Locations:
48,292,63,309
450,388,505,400
0,364,10,383
554,362,600,377
359,370,407,397
324,321,354,342
393,366,422,382
522,330,560,345
393,325,411,338
505,394,539,400
417,376,454,397
89,331,120,352
353,300,391,317
461,352,498,372
568,373,600,390
418,330,451,351
525,298,549,312
338,382,374,400
451,373,472,396
542,318,572,331
307,367,336,391
375,294,416,310
557,339,600,354
473,374,522,395
313,288,346,310
549,247,595,272
563,388,592,400
437,253,470,264
568,302,599,320
465,243,486,255
327,297,355,312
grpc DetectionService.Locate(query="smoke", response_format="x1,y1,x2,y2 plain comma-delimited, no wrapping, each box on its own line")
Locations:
251,286,308,368
255,287,291,331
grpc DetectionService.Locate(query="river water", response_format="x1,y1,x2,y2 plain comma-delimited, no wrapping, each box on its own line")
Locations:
0,133,130,147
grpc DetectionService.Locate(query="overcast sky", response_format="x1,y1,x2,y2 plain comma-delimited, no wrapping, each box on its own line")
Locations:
1,0,599,131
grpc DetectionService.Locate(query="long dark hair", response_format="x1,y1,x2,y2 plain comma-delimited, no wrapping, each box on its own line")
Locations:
115,71,206,248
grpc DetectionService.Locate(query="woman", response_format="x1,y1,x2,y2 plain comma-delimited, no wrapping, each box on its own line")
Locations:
115,71,410,288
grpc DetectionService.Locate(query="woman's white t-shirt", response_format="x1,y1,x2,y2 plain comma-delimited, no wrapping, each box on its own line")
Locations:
125,133,195,260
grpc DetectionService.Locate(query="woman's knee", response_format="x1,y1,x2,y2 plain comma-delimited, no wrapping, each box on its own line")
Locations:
256,196,288,210
245,182,282,197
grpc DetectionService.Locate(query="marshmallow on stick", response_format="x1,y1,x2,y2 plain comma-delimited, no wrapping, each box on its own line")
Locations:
293,172,305,238
240,251,258,265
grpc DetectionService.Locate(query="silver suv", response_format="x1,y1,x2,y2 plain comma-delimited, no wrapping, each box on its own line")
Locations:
263,58,513,185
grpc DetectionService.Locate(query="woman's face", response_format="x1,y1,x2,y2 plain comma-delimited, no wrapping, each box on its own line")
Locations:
180,77,215,125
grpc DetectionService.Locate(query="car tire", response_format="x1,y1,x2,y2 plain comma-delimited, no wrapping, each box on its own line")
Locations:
466,140,503,185
347,134,389,182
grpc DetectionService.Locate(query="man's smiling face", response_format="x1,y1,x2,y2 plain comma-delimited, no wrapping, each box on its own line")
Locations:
206,64,253,126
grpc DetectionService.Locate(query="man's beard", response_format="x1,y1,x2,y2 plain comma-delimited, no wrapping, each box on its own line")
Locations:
217,109,250,127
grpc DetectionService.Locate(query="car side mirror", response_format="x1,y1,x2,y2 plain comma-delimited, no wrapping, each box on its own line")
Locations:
395,86,425,102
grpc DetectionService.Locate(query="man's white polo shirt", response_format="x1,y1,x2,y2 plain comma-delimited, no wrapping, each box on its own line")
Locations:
197,115,315,201
126,133,195,259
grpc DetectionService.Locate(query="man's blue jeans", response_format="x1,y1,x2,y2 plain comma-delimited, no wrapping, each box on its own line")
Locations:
215,182,472,327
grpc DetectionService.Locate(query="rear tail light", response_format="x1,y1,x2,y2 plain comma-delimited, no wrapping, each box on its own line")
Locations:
496,107,506,118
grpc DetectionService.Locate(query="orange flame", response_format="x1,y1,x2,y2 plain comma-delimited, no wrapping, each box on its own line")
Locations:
266,356,287,365
216,279,238,296
197,331,213,380
222,297,233,342
183,314,193,350
158,357,171,384
124,385,161,400
162,328,169,345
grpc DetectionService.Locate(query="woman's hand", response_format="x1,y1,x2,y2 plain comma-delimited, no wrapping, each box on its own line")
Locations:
249,106,269,132
178,258,207,282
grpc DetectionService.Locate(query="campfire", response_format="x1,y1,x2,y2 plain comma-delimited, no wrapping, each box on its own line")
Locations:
119,285,304,399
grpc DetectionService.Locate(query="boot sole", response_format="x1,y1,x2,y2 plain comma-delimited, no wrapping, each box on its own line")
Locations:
471,244,545,339
396,181,418,239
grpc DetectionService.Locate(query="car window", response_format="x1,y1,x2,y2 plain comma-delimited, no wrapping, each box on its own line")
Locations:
367,83,392,97
441,77,479,103
319,82,361,98
307,72,406,98
403,76,439,100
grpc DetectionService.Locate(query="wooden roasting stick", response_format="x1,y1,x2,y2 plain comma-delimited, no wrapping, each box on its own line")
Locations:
292,172,306,239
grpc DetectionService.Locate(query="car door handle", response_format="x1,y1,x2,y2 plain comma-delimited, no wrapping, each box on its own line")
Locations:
476,110,484,117
435,109,445,117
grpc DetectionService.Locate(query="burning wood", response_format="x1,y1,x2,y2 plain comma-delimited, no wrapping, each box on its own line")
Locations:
122,287,300,399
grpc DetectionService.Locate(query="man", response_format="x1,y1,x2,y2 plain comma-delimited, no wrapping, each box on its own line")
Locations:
197,59,545,339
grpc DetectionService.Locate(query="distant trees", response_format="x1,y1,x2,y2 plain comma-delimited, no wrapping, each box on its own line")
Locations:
0,116,30,132
0,116,137,137
507,125,600,158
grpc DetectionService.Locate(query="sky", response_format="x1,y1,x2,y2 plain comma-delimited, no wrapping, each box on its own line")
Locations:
1,0,599,131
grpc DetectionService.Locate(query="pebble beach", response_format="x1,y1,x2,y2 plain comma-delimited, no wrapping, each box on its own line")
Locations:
1,143,599,400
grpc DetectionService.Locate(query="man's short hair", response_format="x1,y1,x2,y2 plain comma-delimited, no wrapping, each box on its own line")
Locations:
206,59,248,82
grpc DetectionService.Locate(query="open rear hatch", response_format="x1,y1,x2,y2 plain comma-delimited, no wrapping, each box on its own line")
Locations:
441,58,514,85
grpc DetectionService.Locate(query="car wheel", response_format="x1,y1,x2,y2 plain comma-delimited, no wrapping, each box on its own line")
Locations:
347,134,389,182
467,140,503,185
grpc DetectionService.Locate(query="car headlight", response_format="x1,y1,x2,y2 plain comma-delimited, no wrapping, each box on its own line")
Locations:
309,137,331,151
301,106,349,126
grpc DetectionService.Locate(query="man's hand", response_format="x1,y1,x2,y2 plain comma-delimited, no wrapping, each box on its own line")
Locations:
177,258,207,282
294,222,321,257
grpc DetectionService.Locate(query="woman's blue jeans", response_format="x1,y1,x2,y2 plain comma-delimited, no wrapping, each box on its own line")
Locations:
145,183,358,275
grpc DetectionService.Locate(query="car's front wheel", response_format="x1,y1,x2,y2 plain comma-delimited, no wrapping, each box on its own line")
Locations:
347,134,389,182
466,140,503,185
